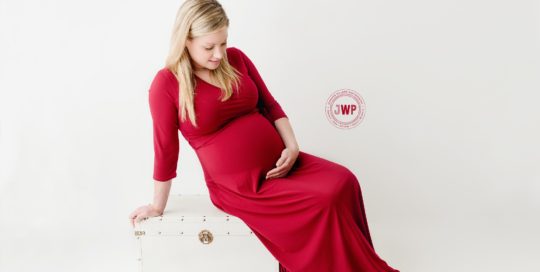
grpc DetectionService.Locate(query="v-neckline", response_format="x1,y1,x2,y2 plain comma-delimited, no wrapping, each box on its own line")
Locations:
194,74,219,89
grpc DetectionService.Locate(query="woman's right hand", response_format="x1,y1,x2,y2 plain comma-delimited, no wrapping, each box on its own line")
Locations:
129,205,163,228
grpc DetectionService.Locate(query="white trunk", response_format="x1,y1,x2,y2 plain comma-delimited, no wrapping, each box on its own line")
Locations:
134,194,279,272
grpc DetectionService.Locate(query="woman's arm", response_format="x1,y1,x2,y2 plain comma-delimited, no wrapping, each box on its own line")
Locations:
147,69,180,214
129,178,170,227
274,117,299,152
152,179,172,214
234,47,299,178
266,117,300,179
149,70,180,182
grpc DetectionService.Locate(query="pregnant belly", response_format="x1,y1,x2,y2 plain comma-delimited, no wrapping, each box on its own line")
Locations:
195,111,285,193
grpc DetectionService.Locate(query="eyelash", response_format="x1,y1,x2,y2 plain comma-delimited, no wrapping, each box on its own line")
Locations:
205,43,227,50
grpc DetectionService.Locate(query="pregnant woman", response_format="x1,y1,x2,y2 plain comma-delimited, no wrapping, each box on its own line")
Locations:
129,0,400,271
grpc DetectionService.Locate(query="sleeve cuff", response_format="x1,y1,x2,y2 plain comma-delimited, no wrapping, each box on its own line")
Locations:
153,172,177,182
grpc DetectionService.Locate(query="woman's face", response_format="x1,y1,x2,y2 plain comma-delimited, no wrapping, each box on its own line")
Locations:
185,26,228,71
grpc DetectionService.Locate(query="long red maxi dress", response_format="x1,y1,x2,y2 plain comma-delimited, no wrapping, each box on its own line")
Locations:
148,46,400,272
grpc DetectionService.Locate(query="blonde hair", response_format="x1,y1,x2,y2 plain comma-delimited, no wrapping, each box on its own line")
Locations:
165,0,242,128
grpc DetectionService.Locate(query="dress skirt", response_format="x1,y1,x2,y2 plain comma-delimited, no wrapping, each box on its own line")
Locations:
193,111,399,272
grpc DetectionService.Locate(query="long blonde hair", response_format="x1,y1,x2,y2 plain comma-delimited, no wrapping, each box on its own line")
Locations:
165,0,242,128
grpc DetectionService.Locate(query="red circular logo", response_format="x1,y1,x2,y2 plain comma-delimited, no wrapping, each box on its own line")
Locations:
325,89,366,130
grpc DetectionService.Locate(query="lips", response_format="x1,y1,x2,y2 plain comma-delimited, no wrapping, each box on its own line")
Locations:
209,60,220,64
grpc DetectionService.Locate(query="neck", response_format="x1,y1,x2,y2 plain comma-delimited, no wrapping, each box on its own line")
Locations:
191,61,208,71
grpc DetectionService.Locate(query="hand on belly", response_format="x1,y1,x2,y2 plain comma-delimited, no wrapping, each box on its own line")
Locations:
195,113,285,191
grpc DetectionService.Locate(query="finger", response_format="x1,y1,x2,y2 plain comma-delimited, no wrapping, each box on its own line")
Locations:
267,169,287,179
280,156,292,168
274,159,290,172
267,163,290,178
266,168,282,178
266,168,277,176
129,211,139,228
131,215,138,228
268,174,284,179
267,157,292,177
268,166,292,178
132,213,143,227
266,167,279,176
134,212,146,224
276,158,292,171
272,171,290,179
276,155,288,167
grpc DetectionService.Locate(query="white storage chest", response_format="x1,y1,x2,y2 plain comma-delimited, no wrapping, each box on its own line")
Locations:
134,194,279,272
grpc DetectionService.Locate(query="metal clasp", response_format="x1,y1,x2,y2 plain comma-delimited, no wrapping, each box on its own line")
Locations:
198,230,213,244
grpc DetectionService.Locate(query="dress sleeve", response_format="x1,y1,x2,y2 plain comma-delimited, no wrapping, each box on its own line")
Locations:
235,48,289,123
148,70,179,182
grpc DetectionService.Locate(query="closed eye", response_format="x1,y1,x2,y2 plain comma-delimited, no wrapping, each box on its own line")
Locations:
205,42,227,50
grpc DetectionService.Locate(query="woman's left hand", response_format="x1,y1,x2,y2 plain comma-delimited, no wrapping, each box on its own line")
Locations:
266,147,299,179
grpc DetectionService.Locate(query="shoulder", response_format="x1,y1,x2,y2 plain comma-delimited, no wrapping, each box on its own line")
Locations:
226,46,241,57
226,46,252,72
151,67,178,90
159,68,178,86
227,46,252,62
148,67,178,101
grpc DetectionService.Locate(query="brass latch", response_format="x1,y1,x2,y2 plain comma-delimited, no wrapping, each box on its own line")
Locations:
135,231,145,236
198,230,213,244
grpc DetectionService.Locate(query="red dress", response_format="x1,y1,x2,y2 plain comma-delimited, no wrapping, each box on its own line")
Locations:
148,47,399,272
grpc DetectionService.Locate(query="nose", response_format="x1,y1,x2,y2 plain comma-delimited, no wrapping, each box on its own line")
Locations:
213,49,224,60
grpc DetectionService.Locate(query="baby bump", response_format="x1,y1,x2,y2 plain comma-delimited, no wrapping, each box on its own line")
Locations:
195,112,285,192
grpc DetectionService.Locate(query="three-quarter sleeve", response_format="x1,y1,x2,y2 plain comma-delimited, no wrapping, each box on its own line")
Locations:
148,70,179,182
235,48,289,123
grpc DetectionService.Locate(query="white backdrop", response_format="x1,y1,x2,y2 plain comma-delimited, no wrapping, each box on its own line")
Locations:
1,0,539,271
